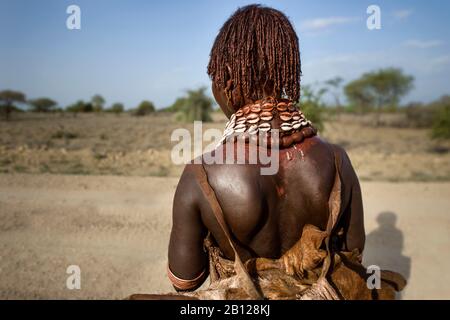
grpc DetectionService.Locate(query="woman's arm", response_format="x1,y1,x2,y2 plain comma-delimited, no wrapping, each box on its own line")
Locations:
168,164,208,291
336,146,366,254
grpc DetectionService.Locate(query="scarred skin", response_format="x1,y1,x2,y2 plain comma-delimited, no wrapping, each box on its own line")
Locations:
168,83,365,291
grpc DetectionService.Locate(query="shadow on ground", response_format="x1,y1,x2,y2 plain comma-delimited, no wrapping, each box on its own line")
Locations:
363,211,411,299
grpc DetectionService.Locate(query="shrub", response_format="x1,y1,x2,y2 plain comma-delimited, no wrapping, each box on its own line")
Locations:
175,87,213,122
66,100,94,113
404,103,435,128
107,103,124,114
134,101,155,116
432,104,450,140
298,84,325,131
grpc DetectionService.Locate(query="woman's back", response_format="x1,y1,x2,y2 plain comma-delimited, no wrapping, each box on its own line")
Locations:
201,136,336,261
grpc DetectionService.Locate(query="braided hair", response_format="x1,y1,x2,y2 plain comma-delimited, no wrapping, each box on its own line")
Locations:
207,4,301,110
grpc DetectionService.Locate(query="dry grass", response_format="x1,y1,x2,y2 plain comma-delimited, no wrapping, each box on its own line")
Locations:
1,112,449,181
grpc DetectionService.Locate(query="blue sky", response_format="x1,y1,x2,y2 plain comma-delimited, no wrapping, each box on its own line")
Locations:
1,0,449,109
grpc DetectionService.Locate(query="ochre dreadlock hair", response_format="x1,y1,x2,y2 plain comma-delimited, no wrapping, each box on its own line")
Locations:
207,4,301,109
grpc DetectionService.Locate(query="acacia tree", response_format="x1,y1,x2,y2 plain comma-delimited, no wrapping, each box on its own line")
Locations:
29,97,57,112
91,94,105,112
344,79,375,114
0,90,26,120
345,68,414,125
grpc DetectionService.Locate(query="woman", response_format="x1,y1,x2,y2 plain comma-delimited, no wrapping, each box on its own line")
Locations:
167,4,367,297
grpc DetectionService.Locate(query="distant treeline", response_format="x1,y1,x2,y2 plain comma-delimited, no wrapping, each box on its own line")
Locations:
1,68,449,139
0,87,213,122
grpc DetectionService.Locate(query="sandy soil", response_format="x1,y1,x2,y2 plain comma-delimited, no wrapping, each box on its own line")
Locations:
0,174,449,300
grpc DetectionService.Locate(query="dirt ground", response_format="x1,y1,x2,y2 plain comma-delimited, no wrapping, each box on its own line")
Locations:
0,174,449,300
0,112,449,299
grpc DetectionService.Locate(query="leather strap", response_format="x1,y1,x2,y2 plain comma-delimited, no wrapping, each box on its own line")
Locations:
193,163,263,300
314,145,343,299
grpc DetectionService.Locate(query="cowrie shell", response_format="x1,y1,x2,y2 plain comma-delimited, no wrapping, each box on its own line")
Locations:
250,105,261,113
262,106,274,112
293,115,301,121
279,112,293,121
258,122,271,132
293,122,301,130
235,110,244,117
277,102,288,112
246,113,260,124
236,117,246,125
248,125,258,135
281,123,293,131
260,111,273,121
234,125,246,133
230,113,236,122
242,106,251,114
262,102,273,109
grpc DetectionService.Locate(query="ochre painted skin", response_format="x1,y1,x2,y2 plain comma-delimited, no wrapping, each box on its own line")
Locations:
168,83,365,291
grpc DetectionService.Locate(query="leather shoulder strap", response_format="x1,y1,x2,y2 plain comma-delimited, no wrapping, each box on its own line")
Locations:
313,144,344,299
326,144,343,234
193,163,263,300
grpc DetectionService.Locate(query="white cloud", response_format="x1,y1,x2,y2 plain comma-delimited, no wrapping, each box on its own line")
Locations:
393,9,413,20
429,55,450,69
300,16,357,31
403,40,444,49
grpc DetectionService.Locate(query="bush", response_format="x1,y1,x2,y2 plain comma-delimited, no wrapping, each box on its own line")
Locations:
107,103,124,114
175,87,213,123
134,101,155,116
404,103,435,128
298,84,325,131
66,100,93,113
432,104,450,140
300,101,324,132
